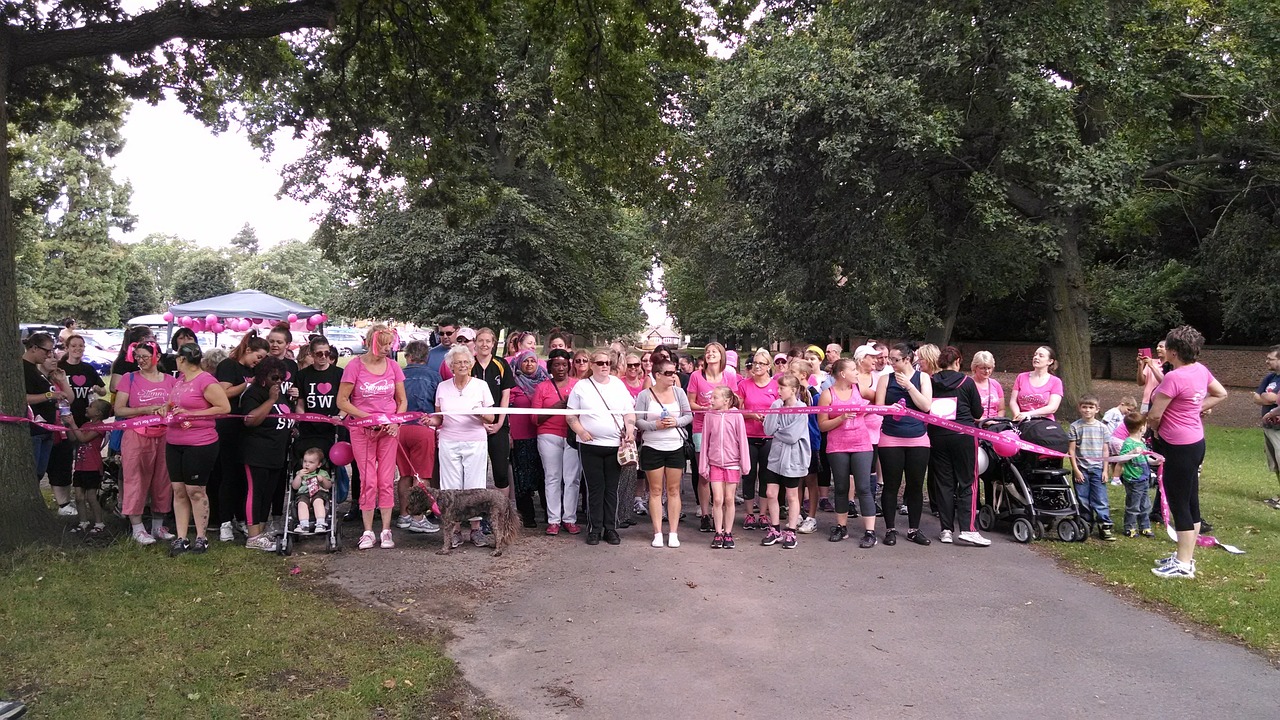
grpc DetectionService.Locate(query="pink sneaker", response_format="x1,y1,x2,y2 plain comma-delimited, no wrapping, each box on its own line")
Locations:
545,524,560,536
358,531,376,550
562,522,581,535
380,529,395,549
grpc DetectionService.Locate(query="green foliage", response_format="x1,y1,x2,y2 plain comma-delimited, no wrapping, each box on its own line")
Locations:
119,256,161,321
124,233,198,306
1089,259,1190,344
229,222,259,257
1200,211,1280,343
171,249,235,304
235,239,342,309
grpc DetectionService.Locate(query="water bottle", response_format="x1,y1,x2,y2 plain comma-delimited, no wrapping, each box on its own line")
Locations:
57,396,71,419
659,405,669,428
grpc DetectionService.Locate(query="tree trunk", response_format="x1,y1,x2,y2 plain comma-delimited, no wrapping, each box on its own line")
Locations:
0,37,62,553
1044,212,1091,422
925,278,963,347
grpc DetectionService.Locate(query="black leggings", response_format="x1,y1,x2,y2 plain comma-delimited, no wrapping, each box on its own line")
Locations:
879,444,929,530
213,434,245,524
488,426,511,489
166,442,221,486
243,463,283,527
743,438,770,501
579,443,621,532
1154,437,1204,532
828,451,875,516
928,432,977,532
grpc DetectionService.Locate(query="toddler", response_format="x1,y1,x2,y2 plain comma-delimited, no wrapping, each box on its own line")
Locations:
1068,395,1115,541
292,447,333,533
1112,412,1157,538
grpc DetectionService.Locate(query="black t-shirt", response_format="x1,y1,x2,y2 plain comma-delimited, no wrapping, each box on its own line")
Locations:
158,354,179,378
295,364,343,438
277,357,300,397
215,357,257,435
57,359,104,425
239,383,293,469
24,360,56,435
473,356,515,405
111,357,139,377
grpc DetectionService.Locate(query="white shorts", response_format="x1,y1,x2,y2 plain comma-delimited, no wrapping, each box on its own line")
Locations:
438,440,489,490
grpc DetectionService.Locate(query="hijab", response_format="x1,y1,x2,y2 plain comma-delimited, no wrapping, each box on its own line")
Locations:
513,349,549,396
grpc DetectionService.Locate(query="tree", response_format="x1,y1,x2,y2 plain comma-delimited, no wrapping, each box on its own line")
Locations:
124,233,197,307
229,222,259,257
119,256,161,321
235,239,341,308
171,250,235,304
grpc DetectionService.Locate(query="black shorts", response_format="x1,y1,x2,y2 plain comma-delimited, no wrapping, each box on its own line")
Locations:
768,473,802,489
47,440,74,487
72,470,102,490
640,446,686,472
166,442,221,487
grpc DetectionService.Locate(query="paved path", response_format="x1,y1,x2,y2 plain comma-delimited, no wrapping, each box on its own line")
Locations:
443,511,1278,719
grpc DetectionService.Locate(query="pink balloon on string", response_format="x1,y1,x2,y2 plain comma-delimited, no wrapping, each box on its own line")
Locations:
162,311,174,322
205,314,218,326
287,313,298,323
179,316,192,327
993,430,1020,458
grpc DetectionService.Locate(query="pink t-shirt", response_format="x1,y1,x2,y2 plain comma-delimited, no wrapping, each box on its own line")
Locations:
166,371,219,446
1013,372,1063,419
435,377,494,443
508,385,537,441
74,433,104,472
688,370,733,434
737,375,779,438
532,378,577,437
120,371,177,438
976,378,1004,419
341,358,405,415
623,378,646,399
823,385,871,453
1154,363,1215,445
1142,365,1161,406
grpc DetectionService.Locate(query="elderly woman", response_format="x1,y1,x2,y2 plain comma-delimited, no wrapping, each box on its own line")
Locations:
113,340,177,545
534,349,581,535
165,343,231,555
395,339,440,534
566,350,637,546
337,324,407,550
510,349,550,527
428,344,497,547
1149,326,1228,579
970,350,1004,420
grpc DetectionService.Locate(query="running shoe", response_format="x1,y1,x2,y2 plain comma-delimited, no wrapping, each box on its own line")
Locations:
562,522,581,535
898,504,908,516
409,517,439,533
1124,528,1138,538
859,530,878,548
652,533,664,548
245,534,277,552
471,530,492,547
722,533,735,549
819,497,835,513
191,537,209,554
450,532,465,549
957,531,991,547
1154,552,1193,570
1151,560,1195,579
1100,526,1117,542
743,513,757,531
358,531,377,550
396,514,412,529
939,529,953,544
711,532,724,549
57,502,77,516
700,515,713,533
1140,528,1155,538
132,528,156,546
667,533,681,548
780,529,797,549
380,529,395,549
883,529,898,546
828,525,848,543
168,538,190,557
906,530,932,546
219,522,236,542
761,527,782,546
152,526,175,541
546,524,560,536
315,520,329,533
798,516,817,534
633,497,648,516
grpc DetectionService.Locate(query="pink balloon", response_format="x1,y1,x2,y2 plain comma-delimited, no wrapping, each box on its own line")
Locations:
993,430,1020,458
318,313,328,323
205,314,218,326
162,311,174,322
179,316,192,327
211,323,224,334
287,313,298,323
329,441,354,467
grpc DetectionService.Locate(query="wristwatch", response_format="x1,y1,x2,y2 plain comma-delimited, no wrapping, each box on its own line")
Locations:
44,391,54,400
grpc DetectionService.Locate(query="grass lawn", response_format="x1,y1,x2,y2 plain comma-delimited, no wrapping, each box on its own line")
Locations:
1045,426,1280,660
0,543,468,718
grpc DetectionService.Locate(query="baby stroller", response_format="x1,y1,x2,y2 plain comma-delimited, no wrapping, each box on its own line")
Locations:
279,446,342,556
976,418,1088,543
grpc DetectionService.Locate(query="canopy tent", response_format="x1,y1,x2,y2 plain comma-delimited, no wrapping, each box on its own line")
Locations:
167,290,322,322
127,313,170,326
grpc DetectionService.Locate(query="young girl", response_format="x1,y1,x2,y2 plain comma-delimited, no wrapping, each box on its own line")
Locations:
292,447,333,533
763,376,811,549
62,399,113,539
698,386,751,549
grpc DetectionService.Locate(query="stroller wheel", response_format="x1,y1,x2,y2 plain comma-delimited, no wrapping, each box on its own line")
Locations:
977,506,995,532
1073,518,1090,542
1011,517,1034,544
279,532,293,557
1056,519,1079,543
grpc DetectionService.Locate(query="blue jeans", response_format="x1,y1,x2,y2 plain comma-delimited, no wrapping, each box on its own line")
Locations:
1075,466,1112,524
1121,469,1152,532
31,432,55,480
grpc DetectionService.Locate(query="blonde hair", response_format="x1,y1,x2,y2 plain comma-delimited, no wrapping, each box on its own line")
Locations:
970,350,995,370
364,324,393,352
916,344,940,374
711,384,740,409
790,358,812,377
777,374,802,398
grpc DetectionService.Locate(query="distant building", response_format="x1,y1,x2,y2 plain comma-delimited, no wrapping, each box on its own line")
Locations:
640,324,682,350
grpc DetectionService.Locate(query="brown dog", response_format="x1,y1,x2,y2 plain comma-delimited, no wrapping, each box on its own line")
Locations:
408,486,519,557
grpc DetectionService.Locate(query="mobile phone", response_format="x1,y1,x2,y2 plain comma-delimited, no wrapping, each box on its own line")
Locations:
1139,347,1152,358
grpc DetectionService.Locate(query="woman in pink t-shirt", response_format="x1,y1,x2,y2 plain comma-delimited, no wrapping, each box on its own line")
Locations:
1009,346,1063,421
737,349,779,529
337,325,407,550
1147,326,1227,578
969,350,1004,420
688,342,733,525
164,343,231,554
819,358,875,545
112,340,178,546
1138,341,1167,412
534,349,581,534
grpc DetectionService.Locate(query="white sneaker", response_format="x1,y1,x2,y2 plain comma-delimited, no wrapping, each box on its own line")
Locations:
798,516,818,534
295,522,313,534
395,514,412,529
633,498,648,516
219,522,235,542
1152,559,1195,579
245,534,277,552
358,531,376,550
236,520,249,536
939,529,953,544
652,533,664,548
408,517,439,533
734,493,745,505
58,502,78,516
314,520,329,533
380,529,395,549
132,528,156,545
667,533,680,548
152,526,175,541
958,531,991,547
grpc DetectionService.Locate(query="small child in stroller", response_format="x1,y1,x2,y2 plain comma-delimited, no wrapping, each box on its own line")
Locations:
292,447,333,533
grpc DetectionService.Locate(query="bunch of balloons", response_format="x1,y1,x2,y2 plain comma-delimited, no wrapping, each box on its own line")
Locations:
160,311,328,334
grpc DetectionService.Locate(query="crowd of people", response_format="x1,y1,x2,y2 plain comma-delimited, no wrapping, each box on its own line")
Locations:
19,320,1231,578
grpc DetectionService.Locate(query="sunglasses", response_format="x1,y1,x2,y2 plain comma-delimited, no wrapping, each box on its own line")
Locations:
592,361,611,367
573,359,590,364
774,359,787,365
626,362,641,368
439,330,455,336
659,370,678,377
459,337,473,343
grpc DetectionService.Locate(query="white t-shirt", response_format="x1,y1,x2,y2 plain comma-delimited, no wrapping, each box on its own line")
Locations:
435,377,493,443
568,376,635,446
640,392,684,452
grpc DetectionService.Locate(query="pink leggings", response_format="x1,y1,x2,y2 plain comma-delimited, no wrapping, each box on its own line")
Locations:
121,431,171,516
352,427,397,511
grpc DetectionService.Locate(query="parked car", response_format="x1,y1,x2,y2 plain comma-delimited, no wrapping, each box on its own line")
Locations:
325,329,367,356
19,323,62,344
79,329,122,353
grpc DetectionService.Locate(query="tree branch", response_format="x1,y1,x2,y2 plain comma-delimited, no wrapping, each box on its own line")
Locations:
1143,154,1228,178
13,0,337,70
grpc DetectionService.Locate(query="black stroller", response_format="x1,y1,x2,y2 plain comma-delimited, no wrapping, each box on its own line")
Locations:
279,440,342,556
976,418,1088,543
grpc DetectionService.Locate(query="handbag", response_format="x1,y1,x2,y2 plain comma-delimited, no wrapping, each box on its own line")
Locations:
588,378,637,467
651,388,695,459
553,381,578,449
